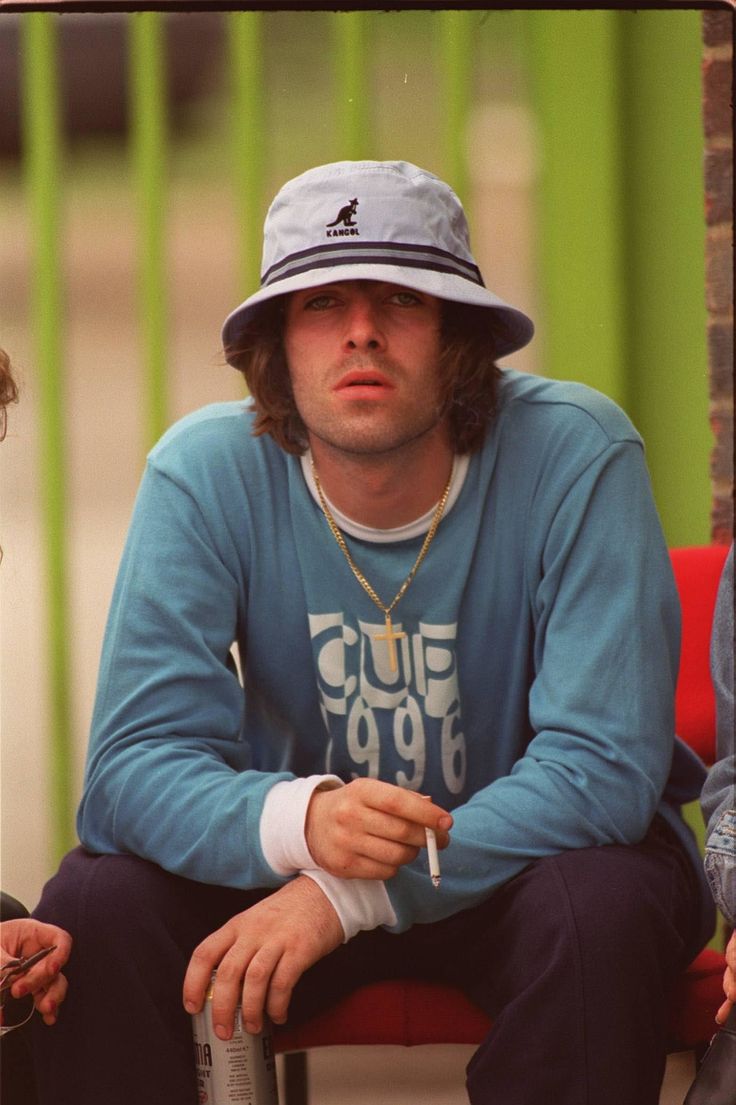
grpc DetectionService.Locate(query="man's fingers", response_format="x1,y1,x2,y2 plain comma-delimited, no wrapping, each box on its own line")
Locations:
306,779,452,877
357,779,452,832
34,973,68,1023
357,806,434,849
219,945,313,1038
329,805,425,863
242,948,298,1033
13,960,61,1000
724,967,736,1004
41,972,67,1008
205,952,253,1040
238,946,283,1035
185,936,280,1041
323,777,452,834
183,930,234,1015
327,841,421,880
262,953,308,1028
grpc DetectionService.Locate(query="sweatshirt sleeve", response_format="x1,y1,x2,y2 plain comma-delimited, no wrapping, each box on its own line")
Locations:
383,435,682,931
77,456,295,890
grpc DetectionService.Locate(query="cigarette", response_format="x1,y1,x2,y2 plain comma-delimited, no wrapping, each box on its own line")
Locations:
421,795,441,888
425,825,441,889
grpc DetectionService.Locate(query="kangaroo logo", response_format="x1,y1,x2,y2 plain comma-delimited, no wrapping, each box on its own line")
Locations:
326,198,359,228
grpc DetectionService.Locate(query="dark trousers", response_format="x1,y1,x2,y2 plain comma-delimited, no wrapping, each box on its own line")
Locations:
32,820,702,1105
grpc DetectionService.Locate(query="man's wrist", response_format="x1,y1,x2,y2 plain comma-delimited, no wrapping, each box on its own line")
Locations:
260,775,343,876
301,869,397,942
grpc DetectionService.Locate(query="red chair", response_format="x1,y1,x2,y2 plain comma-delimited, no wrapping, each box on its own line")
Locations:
275,544,731,1103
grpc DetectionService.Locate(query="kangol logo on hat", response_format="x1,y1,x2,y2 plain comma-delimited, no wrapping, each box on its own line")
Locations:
325,197,359,236
221,160,534,363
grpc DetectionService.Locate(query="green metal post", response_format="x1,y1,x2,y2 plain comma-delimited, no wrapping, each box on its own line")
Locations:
334,12,371,161
438,10,474,205
228,11,265,299
21,14,75,861
526,12,628,409
527,12,710,544
618,12,710,547
129,13,168,449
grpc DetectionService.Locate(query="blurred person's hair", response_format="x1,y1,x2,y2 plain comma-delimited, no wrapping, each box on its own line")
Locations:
0,348,19,561
226,298,507,456
0,348,19,443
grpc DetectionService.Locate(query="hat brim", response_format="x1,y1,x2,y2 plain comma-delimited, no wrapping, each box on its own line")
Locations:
222,263,534,364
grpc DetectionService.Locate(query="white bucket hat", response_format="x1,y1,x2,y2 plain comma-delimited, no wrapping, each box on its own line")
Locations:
222,160,534,362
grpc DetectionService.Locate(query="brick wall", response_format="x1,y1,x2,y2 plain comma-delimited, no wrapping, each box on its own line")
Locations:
702,12,734,545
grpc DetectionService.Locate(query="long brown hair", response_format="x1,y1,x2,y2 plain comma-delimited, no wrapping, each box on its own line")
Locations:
226,296,508,455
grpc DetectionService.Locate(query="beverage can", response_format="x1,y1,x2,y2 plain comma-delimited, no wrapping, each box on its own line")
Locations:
192,973,280,1105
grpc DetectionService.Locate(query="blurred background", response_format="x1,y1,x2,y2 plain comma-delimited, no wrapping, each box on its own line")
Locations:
0,7,720,931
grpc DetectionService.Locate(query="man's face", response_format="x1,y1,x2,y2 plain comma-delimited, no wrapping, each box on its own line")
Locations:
283,280,447,459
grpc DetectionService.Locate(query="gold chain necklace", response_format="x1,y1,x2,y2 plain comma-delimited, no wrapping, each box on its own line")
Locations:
311,461,453,673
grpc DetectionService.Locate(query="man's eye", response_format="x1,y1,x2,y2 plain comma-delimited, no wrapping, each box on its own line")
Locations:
304,295,336,311
390,292,421,306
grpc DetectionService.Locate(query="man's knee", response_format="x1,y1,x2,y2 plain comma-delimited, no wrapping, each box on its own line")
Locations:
35,846,276,966
34,847,172,941
500,838,679,937
525,834,694,962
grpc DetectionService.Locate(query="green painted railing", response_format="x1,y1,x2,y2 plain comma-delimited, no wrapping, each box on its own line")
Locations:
229,11,265,298
21,14,74,862
528,10,710,547
129,12,169,450
528,12,628,410
19,11,712,865
439,10,474,204
619,11,710,548
334,12,371,162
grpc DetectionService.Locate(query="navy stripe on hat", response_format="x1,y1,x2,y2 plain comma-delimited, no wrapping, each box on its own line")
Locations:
262,240,484,288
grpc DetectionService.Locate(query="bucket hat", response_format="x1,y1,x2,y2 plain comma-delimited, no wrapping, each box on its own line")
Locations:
222,160,534,362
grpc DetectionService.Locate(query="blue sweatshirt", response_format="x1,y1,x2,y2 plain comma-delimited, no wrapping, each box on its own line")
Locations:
77,369,713,945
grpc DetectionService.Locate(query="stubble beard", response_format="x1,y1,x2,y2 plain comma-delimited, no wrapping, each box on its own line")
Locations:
293,353,447,460
306,411,445,459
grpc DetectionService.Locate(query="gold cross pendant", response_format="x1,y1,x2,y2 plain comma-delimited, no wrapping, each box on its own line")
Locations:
374,612,407,673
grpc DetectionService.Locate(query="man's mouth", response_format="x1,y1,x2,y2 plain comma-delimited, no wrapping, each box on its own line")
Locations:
333,369,394,392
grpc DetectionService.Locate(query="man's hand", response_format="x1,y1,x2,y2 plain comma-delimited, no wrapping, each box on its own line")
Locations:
716,928,736,1024
0,919,72,1026
183,876,343,1039
305,778,452,879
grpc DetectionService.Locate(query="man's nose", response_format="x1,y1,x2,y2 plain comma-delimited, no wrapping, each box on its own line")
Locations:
343,299,386,352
